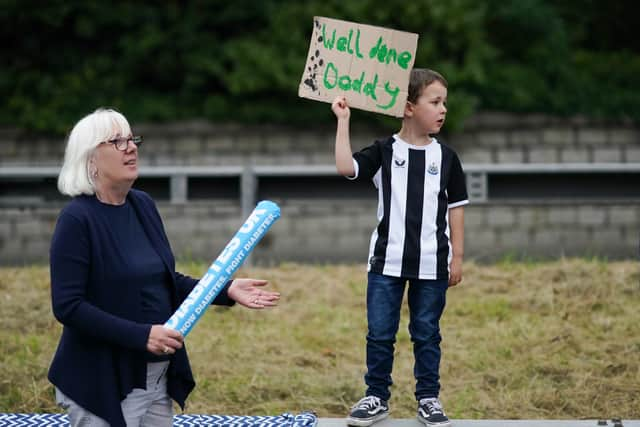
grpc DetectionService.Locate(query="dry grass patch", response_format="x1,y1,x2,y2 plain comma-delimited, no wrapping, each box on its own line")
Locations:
0,259,638,419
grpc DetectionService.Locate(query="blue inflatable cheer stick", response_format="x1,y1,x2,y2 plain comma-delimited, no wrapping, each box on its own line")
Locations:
164,201,280,337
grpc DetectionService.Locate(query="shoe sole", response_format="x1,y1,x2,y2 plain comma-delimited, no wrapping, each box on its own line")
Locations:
346,412,389,426
417,413,452,427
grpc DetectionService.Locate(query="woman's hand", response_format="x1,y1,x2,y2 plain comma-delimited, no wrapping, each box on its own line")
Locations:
147,325,184,355
228,278,280,309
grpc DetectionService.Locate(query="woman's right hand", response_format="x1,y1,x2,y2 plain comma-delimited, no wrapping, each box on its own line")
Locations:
147,325,184,355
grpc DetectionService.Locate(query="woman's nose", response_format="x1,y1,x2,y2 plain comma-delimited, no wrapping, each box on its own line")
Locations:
125,139,137,152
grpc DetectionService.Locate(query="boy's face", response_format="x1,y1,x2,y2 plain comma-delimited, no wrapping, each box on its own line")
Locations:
407,81,448,134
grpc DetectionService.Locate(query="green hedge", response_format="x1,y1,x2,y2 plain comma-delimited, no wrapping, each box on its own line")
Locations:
1,0,638,134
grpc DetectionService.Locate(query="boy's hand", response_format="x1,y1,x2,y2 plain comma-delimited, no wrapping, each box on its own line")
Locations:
331,96,350,120
449,256,463,287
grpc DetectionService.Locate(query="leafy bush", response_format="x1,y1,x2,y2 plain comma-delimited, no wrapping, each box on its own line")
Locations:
1,0,638,133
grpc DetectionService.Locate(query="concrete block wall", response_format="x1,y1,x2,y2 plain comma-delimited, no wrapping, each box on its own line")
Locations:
1,112,639,264
3,115,639,169
0,205,60,264
0,123,368,167
2,113,639,166
464,203,639,261
2,199,638,265
143,201,640,263
449,112,640,165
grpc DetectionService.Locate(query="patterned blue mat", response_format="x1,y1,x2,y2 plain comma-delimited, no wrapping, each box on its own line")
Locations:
0,412,318,426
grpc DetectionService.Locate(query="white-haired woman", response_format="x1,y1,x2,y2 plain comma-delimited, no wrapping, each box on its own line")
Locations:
49,108,280,427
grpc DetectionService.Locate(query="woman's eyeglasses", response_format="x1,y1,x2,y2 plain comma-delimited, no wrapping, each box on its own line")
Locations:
100,135,143,151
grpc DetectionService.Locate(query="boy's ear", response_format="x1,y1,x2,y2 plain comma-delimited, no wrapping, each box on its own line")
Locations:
404,100,414,118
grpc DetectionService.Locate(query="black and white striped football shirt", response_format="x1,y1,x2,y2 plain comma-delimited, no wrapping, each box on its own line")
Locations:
349,134,469,280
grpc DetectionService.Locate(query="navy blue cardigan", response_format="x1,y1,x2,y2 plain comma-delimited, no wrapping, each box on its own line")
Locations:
49,189,234,427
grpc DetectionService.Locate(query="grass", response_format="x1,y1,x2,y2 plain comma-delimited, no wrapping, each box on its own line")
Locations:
0,259,638,419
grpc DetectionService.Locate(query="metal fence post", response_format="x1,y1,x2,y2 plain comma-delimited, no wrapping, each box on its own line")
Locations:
170,174,188,204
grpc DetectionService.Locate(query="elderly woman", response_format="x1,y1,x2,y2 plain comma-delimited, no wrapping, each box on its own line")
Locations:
49,108,280,427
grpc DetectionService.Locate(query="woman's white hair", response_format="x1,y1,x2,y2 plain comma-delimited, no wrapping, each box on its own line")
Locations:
57,108,132,196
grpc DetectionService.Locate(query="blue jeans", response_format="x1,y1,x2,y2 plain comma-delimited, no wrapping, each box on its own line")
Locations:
364,272,448,401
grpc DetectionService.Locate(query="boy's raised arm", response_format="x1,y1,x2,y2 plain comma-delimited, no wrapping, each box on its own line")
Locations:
332,96,356,177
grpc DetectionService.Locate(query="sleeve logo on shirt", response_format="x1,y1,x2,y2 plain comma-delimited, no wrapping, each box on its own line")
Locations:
427,162,439,175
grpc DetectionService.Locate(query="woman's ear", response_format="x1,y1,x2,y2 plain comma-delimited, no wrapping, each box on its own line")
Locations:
88,156,98,180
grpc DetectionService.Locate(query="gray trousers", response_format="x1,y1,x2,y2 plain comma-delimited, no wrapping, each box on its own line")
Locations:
56,361,173,427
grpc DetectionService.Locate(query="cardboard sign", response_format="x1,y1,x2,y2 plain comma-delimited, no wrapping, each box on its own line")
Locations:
298,17,418,117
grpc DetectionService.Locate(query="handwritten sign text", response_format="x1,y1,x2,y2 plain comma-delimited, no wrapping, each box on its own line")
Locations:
298,17,418,117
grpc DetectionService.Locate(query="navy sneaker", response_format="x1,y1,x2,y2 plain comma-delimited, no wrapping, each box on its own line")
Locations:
346,396,389,426
417,397,451,427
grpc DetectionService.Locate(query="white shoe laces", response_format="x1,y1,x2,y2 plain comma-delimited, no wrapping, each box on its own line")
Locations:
420,397,444,415
353,396,382,410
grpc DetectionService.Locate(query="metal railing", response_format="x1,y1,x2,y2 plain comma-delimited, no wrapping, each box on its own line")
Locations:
1,163,639,217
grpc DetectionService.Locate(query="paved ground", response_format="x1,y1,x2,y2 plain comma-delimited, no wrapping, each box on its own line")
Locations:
318,419,640,427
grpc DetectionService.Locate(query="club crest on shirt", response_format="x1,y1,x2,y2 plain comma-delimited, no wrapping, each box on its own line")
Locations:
427,162,439,175
393,157,406,168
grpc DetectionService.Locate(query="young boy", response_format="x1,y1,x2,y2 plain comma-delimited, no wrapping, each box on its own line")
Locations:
332,69,468,427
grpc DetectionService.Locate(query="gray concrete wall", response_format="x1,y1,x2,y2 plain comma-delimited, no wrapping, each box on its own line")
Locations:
450,113,640,165
1,113,639,265
2,113,638,167
1,199,638,265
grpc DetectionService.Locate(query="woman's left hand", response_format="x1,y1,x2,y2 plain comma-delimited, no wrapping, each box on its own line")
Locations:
228,278,280,309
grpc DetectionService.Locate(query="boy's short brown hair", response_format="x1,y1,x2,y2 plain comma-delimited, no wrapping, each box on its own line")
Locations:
407,69,448,103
